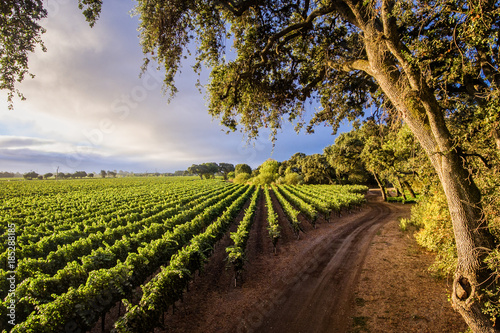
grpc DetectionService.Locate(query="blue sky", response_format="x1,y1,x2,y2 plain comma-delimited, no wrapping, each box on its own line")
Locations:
0,1,352,174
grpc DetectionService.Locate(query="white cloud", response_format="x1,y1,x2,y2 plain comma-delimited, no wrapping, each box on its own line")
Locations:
0,135,74,151
0,1,341,174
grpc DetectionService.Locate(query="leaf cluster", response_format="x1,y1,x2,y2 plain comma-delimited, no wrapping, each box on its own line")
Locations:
0,0,47,108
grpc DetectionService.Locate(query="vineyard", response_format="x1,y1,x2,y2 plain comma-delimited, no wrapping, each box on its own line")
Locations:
0,177,367,332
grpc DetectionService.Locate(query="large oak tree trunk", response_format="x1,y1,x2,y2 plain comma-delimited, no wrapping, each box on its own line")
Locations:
361,32,498,332
439,153,496,332
396,94,496,333
325,2,497,329
395,176,406,201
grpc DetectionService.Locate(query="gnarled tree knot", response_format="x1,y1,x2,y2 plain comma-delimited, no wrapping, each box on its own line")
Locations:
456,276,472,301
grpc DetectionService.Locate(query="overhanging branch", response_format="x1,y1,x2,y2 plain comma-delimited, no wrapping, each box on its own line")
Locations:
215,0,261,16
334,59,373,76
259,6,334,62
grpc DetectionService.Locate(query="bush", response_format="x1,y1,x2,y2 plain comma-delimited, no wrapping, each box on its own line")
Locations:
284,172,303,185
276,172,303,185
235,164,252,176
233,172,251,184
248,159,280,185
406,189,457,278
251,172,276,185
398,218,412,232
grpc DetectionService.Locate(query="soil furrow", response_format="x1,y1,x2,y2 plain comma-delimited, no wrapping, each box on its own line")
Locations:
254,202,394,332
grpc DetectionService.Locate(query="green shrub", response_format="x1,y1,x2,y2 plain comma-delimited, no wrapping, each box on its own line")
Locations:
251,172,275,185
233,172,251,184
284,172,303,185
408,189,457,278
398,218,411,232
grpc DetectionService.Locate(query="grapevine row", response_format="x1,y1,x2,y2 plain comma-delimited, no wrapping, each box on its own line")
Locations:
2,183,234,281
226,186,260,279
275,185,318,227
271,185,301,237
113,185,254,332
1,179,223,250
283,185,331,219
0,183,240,303
298,185,367,213
0,177,213,238
264,186,280,250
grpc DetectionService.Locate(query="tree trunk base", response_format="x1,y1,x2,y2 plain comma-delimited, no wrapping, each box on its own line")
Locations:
452,273,500,333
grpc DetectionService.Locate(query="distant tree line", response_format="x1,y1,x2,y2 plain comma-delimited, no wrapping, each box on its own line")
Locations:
0,172,22,178
229,121,423,200
11,170,126,180
2,168,239,180
187,162,235,180
21,171,95,180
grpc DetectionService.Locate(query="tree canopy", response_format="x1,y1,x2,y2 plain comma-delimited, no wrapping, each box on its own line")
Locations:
0,0,102,109
298,153,334,184
324,131,367,184
235,163,252,175
187,162,234,179
218,162,235,180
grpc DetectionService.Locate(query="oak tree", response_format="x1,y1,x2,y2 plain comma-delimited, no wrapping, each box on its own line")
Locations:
218,162,235,180
324,131,368,185
299,153,335,184
235,163,252,175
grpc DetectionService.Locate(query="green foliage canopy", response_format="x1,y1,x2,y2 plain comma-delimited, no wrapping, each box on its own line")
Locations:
235,163,252,176
218,162,235,180
252,158,279,185
0,0,102,109
324,131,367,184
299,153,334,184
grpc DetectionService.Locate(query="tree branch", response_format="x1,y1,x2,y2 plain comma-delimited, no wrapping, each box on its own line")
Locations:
259,5,338,63
463,153,492,169
381,0,420,92
334,59,373,76
215,0,260,16
344,0,369,30
302,0,310,19
300,68,326,100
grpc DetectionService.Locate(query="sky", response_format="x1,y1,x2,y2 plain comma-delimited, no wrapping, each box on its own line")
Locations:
0,1,352,174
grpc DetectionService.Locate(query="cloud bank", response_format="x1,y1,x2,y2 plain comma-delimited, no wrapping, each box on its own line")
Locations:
0,1,345,174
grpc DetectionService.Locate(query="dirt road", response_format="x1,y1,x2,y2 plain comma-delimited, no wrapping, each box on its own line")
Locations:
150,189,464,333
252,193,400,333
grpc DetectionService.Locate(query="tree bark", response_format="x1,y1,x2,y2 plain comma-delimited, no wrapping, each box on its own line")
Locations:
394,186,401,197
395,176,406,200
493,126,500,151
358,24,498,332
398,98,496,333
372,172,387,201
403,181,416,199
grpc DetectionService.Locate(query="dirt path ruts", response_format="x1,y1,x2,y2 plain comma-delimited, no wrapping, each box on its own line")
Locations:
252,196,398,333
